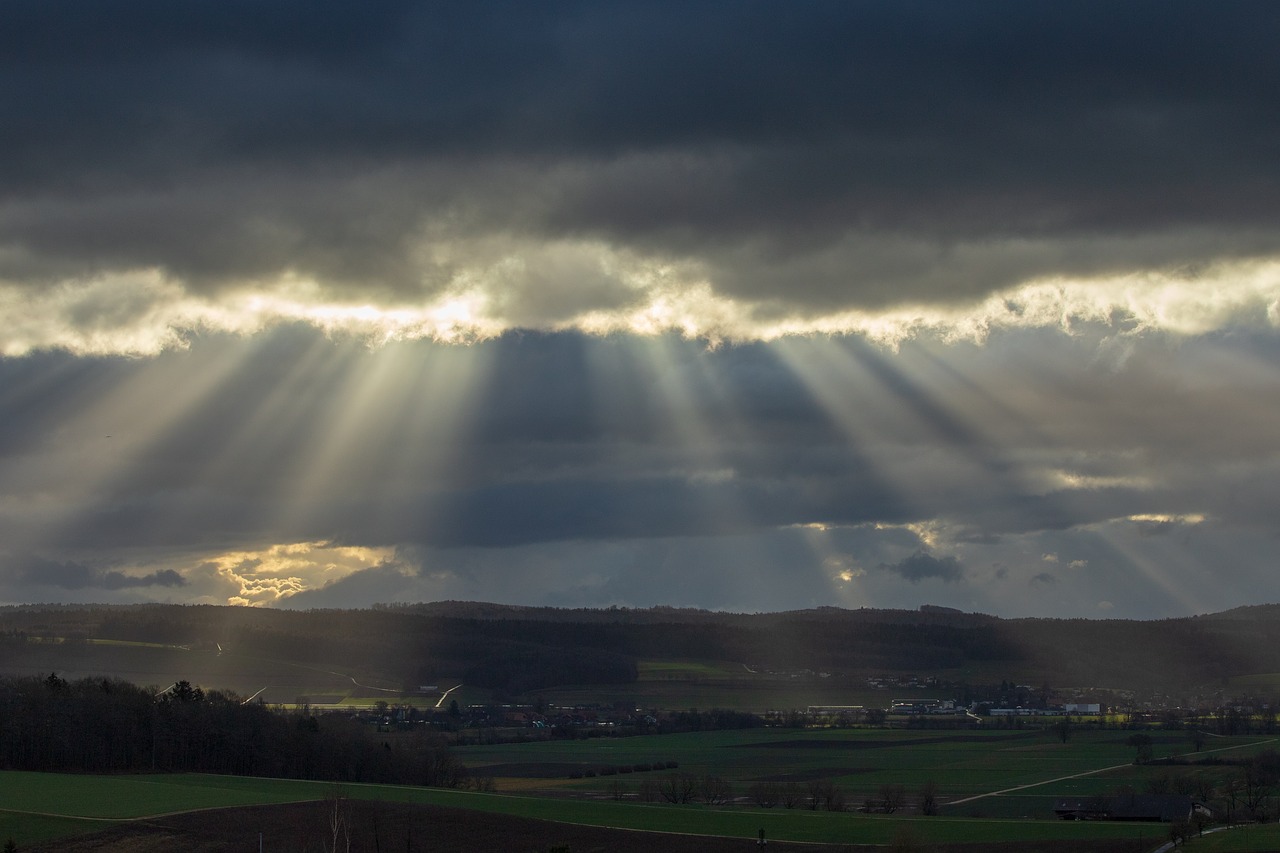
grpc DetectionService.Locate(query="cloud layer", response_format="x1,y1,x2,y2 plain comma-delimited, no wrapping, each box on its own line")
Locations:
2,2,1279,351
2,4,1278,617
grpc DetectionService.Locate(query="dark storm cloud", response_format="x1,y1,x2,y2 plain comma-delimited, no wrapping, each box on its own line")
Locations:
1,553,184,590
2,2,1278,309
878,552,964,584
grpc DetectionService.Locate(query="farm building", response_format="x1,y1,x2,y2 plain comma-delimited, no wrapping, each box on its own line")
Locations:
1053,794,1193,822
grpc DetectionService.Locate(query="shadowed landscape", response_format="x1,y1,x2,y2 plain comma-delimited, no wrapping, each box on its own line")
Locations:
6,602,1280,851
7,601,1280,701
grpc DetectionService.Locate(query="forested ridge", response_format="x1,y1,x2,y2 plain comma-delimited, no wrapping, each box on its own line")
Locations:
5,602,1280,693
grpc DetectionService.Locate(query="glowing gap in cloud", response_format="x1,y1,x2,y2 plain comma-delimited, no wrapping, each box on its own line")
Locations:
208,541,399,606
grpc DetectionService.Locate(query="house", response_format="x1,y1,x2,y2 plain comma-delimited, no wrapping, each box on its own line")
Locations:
1053,794,1193,822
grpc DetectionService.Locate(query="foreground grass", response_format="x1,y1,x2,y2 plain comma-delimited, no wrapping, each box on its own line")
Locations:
1182,824,1280,852
0,813,115,849
0,770,1169,848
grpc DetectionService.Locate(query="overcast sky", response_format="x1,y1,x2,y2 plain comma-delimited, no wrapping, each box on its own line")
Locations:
2,1,1279,618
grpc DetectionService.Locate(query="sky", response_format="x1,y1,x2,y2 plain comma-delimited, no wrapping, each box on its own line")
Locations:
2,1,1279,619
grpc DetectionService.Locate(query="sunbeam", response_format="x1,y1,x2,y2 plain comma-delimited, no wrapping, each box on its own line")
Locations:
8,335,272,555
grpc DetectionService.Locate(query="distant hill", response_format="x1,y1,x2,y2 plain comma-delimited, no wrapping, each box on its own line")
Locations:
3,601,1280,698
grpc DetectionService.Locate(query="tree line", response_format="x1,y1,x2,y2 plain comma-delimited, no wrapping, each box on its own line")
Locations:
0,673,473,789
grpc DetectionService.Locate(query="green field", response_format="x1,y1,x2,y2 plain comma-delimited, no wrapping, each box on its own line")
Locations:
0,813,114,849
456,726,1276,808
0,769,1175,849
1183,824,1280,851
3,726,1274,849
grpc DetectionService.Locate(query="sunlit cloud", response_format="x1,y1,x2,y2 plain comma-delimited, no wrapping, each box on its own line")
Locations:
1125,513,1207,526
1036,469,1153,493
206,541,399,606
875,521,951,551
824,554,865,585
3,257,1279,357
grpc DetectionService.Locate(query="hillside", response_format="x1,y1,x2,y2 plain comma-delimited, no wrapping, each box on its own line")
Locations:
2,602,1279,701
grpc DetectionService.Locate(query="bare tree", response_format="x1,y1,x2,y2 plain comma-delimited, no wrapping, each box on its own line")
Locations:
1242,765,1273,820
879,783,906,815
918,780,939,816
779,781,803,809
749,781,780,808
804,780,844,812
660,772,698,804
700,774,732,805
805,779,827,810
825,783,846,812
1222,774,1243,824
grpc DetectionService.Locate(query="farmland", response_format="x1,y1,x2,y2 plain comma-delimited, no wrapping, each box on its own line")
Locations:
0,768,1169,850
5,727,1277,850
451,726,1278,812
